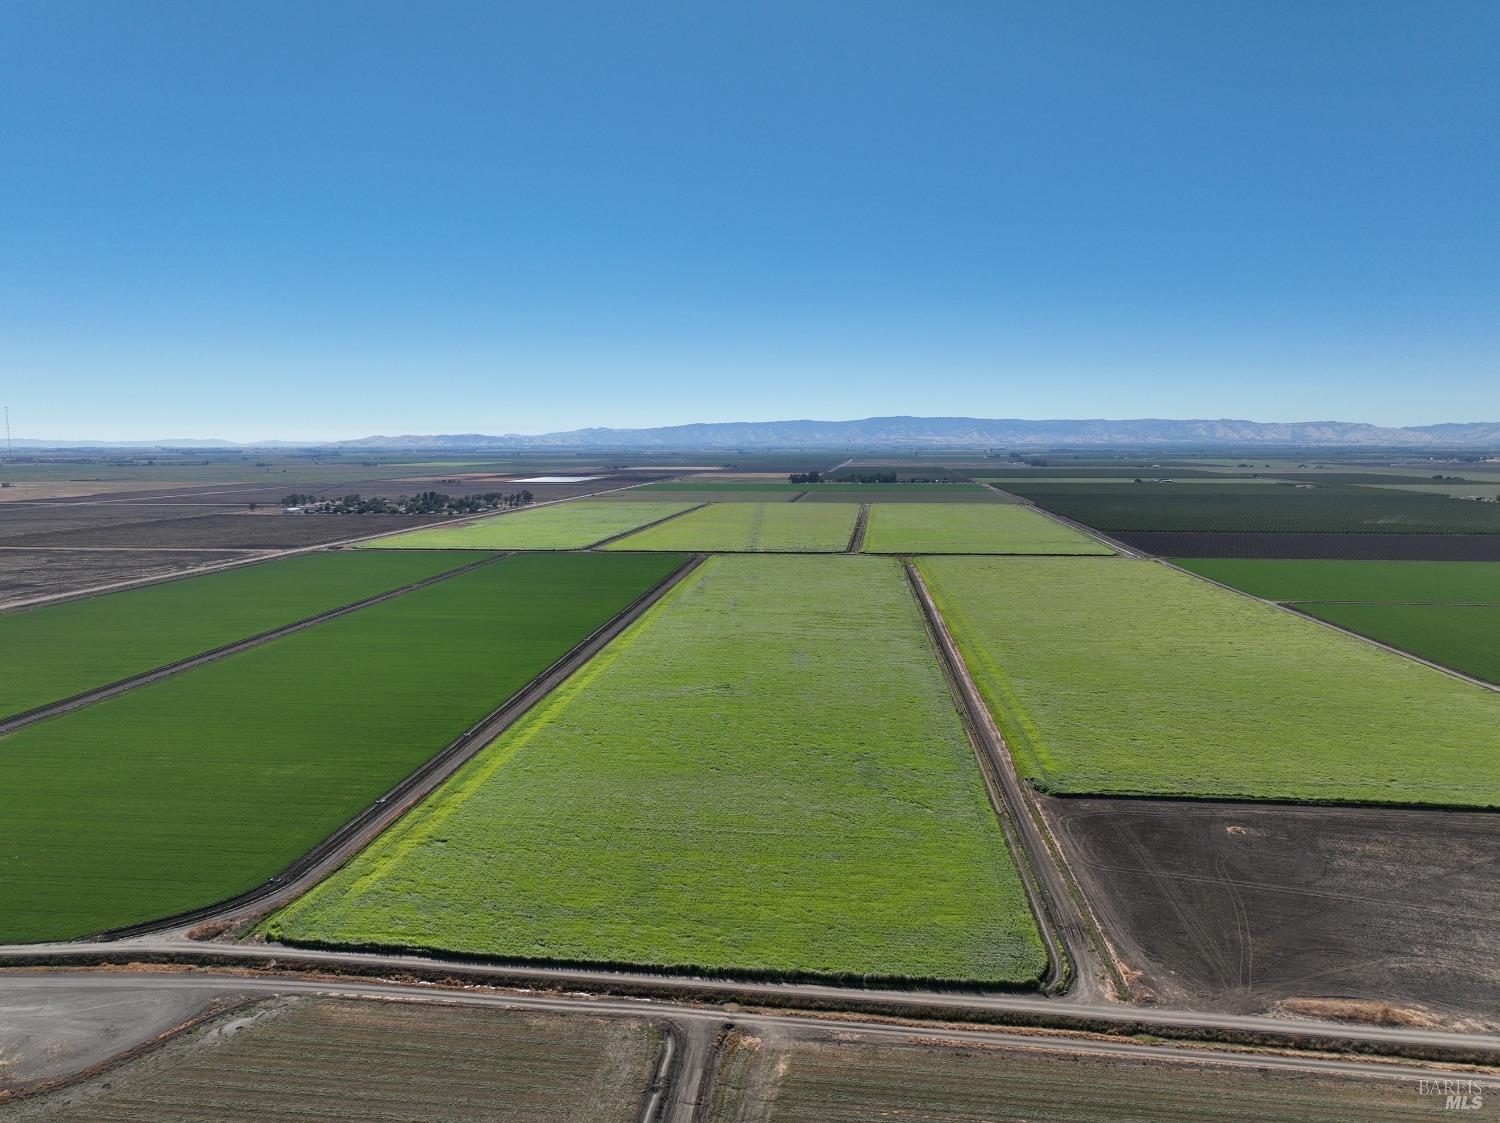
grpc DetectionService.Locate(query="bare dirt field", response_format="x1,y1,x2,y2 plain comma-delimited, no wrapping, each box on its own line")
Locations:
12,996,663,1122
0,505,252,543
0,549,265,605
1046,796,1500,1026
8,513,447,549
0,481,191,502
1115,531,1500,560
706,1026,1444,1122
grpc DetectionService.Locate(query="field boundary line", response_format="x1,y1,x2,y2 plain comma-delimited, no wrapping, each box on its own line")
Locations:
904,562,1081,998
846,503,869,553
1158,559,1500,694
79,553,708,943
588,503,708,550
0,551,510,738
962,478,1140,556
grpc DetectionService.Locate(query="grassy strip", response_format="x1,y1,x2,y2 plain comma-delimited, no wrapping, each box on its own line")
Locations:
0,550,479,720
0,552,685,942
1299,602,1500,686
360,500,695,550
266,555,1047,986
861,503,1111,554
1174,558,1500,604
918,556,1500,807
606,502,858,552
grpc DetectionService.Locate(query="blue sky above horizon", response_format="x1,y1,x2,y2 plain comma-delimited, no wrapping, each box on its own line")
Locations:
2,1,1495,441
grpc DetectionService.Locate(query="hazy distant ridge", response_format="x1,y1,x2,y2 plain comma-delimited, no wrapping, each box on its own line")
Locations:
13,417,1500,450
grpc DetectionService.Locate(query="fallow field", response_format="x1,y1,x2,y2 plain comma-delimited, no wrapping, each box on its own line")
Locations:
0,550,479,721
18,999,662,1123
607,502,859,552
266,554,1047,986
362,500,697,550
860,503,1110,554
0,552,685,942
917,556,1500,807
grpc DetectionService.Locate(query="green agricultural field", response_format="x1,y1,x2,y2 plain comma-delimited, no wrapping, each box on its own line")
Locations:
861,503,1110,554
607,502,858,552
0,550,478,721
635,479,983,494
918,556,1500,807
266,555,1047,986
0,552,685,943
360,500,696,550
1174,559,1500,604
1001,482,1500,534
28,999,662,1123
1299,603,1500,686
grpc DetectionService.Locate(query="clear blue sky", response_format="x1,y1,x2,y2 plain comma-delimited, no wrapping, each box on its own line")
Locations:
2,1,1495,440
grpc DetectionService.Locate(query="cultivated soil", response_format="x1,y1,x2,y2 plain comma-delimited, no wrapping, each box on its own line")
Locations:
1045,796,1500,1027
0,549,265,605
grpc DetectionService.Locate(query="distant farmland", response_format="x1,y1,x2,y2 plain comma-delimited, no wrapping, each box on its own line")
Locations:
918,556,1500,807
362,500,697,550
0,550,478,720
607,502,859,552
1000,482,1500,534
1173,559,1500,604
267,555,1046,986
860,503,1110,554
0,552,685,942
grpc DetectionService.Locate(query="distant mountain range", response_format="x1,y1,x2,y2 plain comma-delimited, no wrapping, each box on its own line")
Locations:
12,417,1500,451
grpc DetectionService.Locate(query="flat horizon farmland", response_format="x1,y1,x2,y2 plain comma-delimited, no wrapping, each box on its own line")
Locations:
265,554,1047,987
606,502,858,552
861,503,1111,554
0,549,480,721
1173,559,1500,604
0,551,685,943
917,556,1500,807
359,500,697,550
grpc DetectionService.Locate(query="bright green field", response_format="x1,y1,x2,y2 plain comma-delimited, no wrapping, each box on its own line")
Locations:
0,550,478,720
861,503,1111,555
635,480,982,494
1174,559,1500,603
607,502,858,552
0,552,685,943
918,556,1500,807
361,500,696,550
1299,603,1500,686
266,555,1046,986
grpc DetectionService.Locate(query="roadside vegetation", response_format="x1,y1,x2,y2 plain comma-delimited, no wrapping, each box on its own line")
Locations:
0,550,478,720
0,552,685,942
607,502,858,552
266,555,1047,986
918,556,1500,807
860,503,1110,554
362,500,695,550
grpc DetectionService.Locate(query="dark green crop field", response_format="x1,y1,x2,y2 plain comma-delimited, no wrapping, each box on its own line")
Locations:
1174,559,1500,604
1002,482,1500,534
0,551,684,943
0,550,480,720
267,555,1046,987
1299,603,1500,685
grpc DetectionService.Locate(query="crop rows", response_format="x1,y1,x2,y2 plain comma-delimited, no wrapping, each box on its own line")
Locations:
0,552,685,942
0,550,479,720
267,554,1046,986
